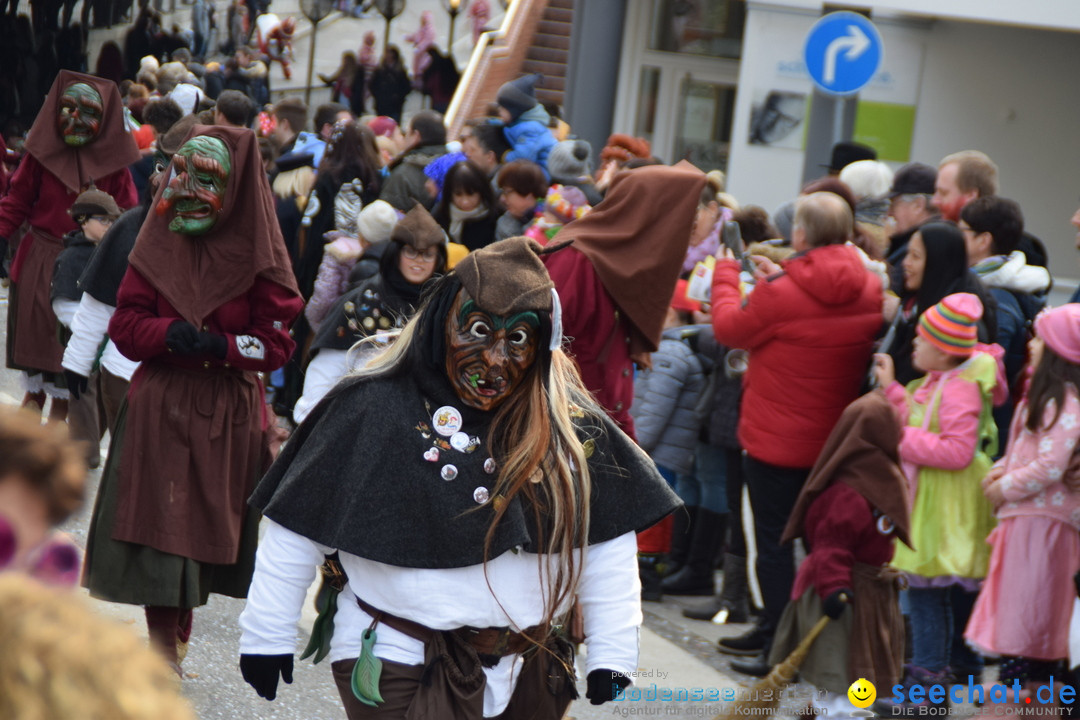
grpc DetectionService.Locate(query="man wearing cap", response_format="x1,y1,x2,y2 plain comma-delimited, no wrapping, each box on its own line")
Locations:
238,237,681,718
885,162,938,294
52,188,122,468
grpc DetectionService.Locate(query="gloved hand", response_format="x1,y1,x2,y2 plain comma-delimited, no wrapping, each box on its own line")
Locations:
0,235,8,279
586,669,631,705
823,589,853,620
64,369,89,400
197,332,228,359
165,321,202,355
240,653,293,701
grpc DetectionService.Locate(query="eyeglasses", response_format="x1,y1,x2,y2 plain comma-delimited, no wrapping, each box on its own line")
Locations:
402,246,438,262
88,215,114,225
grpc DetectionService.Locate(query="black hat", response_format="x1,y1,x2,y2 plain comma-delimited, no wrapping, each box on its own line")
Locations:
823,141,877,173
887,162,937,198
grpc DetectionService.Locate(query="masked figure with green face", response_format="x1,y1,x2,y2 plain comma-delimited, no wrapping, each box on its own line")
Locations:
156,135,232,235
82,125,303,677
0,70,138,421
239,238,682,718
56,82,104,147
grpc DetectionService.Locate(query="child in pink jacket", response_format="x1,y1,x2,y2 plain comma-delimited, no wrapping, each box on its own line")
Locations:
872,292,1006,687
966,304,1080,689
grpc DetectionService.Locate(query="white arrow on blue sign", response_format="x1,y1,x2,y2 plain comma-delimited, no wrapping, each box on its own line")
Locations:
803,11,883,95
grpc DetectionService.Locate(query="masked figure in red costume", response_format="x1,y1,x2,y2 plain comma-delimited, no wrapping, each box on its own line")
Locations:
0,70,139,421
82,125,303,676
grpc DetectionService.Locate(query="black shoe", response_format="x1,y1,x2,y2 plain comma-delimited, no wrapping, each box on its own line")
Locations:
730,654,772,677
717,623,769,656
660,566,714,596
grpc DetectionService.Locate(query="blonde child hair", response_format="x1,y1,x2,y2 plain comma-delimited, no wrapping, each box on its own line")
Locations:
0,576,196,720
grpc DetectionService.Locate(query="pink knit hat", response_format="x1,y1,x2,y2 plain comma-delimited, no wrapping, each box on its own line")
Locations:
1035,305,1080,364
917,292,982,356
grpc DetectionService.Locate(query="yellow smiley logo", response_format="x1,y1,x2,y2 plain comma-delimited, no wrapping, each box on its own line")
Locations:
848,678,876,709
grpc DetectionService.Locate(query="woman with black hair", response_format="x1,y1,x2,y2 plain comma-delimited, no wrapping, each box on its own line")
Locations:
432,160,498,252
293,204,447,422
296,119,383,300
883,221,998,385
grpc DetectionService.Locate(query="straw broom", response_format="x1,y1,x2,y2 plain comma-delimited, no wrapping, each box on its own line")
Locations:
714,613,833,719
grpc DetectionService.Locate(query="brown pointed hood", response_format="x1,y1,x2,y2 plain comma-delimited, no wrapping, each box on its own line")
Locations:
549,160,706,352
128,125,299,328
24,70,141,193
782,390,912,548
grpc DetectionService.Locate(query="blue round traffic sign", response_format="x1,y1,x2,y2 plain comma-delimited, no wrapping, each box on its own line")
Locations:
803,11,883,95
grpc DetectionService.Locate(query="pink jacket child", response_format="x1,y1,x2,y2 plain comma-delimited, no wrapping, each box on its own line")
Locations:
966,304,1080,667
305,200,400,331
876,294,1008,584
405,11,437,80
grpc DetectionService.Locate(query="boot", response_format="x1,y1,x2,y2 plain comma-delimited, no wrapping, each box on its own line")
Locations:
662,510,726,596
665,506,697,578
717,619,771,656
717,552,751,623
730,652,772,677
638,554,664,602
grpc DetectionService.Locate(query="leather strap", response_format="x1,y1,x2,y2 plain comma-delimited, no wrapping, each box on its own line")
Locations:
354,595,548,657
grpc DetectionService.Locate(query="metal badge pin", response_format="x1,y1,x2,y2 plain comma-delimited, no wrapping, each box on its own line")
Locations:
441,464,458,481
432,406,463,437
483,458,497,474
473,486,490,504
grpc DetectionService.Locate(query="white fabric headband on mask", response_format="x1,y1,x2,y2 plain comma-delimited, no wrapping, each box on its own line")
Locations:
550,288,563,352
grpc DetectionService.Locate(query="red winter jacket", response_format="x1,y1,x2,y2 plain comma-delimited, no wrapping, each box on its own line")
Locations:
711,244,882,468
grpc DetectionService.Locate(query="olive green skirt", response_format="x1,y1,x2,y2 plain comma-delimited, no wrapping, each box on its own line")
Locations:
82,403,261,609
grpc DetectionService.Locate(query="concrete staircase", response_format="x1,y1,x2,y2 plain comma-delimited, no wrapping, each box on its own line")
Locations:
445,0,573,139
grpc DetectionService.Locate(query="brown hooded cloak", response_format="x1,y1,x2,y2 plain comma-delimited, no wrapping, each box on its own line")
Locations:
128,124,299,328
23,69,141,193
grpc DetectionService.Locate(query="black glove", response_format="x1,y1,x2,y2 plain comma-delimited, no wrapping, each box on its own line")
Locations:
165,321,202,355
1074,570,1080,599
823,589,853,620
64,369,89,400
586,669,631,705
197,332,228,359
0,235,8,280
240,653,293,701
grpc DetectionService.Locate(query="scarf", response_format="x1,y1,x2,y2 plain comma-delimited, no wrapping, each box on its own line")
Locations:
448,203,489,244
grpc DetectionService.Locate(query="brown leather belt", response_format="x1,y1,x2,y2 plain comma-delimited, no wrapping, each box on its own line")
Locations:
354,595,548,657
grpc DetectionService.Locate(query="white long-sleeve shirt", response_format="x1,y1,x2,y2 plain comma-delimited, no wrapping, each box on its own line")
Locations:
61,293,139,381
239,519,641,716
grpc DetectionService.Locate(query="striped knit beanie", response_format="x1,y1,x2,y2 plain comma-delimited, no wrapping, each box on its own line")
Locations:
917,292,982,356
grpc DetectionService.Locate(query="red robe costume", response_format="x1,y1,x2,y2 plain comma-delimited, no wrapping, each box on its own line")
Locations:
0,70,138,377
83,125,302,611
